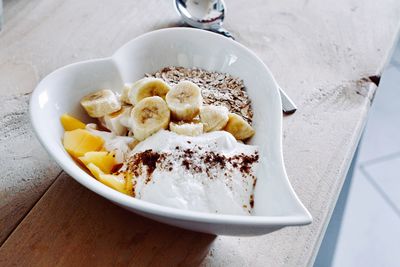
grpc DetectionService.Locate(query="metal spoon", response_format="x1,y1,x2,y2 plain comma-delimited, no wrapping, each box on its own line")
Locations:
175,0,297,114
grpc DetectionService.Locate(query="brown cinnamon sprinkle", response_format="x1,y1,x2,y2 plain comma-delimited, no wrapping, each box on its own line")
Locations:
127,147,259,178
126,144,259,209
249,194,255,209
111,163,123,173
127,149,161,184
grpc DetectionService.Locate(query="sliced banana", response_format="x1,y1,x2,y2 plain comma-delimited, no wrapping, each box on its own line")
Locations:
166,81,203,121
123,78,171,105
118,106,134,128
169,122,204,136
99,105,132,136
200,105,229,132
120,83,133,104
131,96,170,141
224,113,255,140
80,89,121,118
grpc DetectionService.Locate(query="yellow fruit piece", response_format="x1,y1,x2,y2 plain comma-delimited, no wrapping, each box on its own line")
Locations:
63,129,104,158
124,172,134,196
86,163,130,195
60,113,86,131
224,113,255,140
86,162,103,179
79,151,116,174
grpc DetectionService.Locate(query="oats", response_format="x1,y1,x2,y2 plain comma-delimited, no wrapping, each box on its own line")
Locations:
147,67,253,124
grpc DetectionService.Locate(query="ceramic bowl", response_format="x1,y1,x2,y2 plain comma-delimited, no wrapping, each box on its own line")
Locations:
30,28,312,236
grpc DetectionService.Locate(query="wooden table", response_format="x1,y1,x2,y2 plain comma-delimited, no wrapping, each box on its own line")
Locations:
0,0,399,266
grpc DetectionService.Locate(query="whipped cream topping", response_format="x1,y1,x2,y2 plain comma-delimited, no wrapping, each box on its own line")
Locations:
122,130,259,215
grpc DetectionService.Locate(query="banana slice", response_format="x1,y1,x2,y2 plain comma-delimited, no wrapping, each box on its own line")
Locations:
131,96,170,141
123,78,171,105
169,122,204,136
224,113,255,140
80,89,121,118
166,81,203,121
120,83,133,104
99,106,132,136
200,105,229,132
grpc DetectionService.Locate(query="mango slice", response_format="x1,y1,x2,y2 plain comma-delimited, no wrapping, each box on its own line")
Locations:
125,172,134,196
79,151,116,174
60,113,86,131
63,129,104,158
86,163,131,195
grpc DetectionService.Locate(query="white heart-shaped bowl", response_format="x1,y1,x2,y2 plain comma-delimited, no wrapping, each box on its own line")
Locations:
30,28,311,236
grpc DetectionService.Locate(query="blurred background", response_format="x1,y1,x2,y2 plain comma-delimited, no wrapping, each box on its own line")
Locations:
315,37,400,267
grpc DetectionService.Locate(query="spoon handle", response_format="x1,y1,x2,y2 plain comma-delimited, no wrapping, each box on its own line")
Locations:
211,27,297,114
278,87,297,114
213,27,235,40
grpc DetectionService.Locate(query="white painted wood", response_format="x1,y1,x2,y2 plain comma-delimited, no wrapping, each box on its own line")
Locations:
0,93,61,243
0,0,399,265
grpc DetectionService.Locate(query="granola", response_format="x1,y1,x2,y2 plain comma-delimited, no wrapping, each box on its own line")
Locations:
146,66,253,124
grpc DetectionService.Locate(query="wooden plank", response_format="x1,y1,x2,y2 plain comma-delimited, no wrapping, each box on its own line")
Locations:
0,0,399,266
0,0,178,244
0,173,215,266
0,93,61,243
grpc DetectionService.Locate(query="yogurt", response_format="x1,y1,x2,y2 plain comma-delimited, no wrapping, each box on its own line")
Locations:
124,130,259,215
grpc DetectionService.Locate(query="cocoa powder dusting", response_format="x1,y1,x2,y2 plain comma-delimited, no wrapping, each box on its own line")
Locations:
128,149,161,184
141,150,160,176
128,146,259,180
250,194,254,209
111,163,123,173
126,143,259,211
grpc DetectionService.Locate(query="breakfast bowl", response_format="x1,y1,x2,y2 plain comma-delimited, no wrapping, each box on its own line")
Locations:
30,27,312,236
